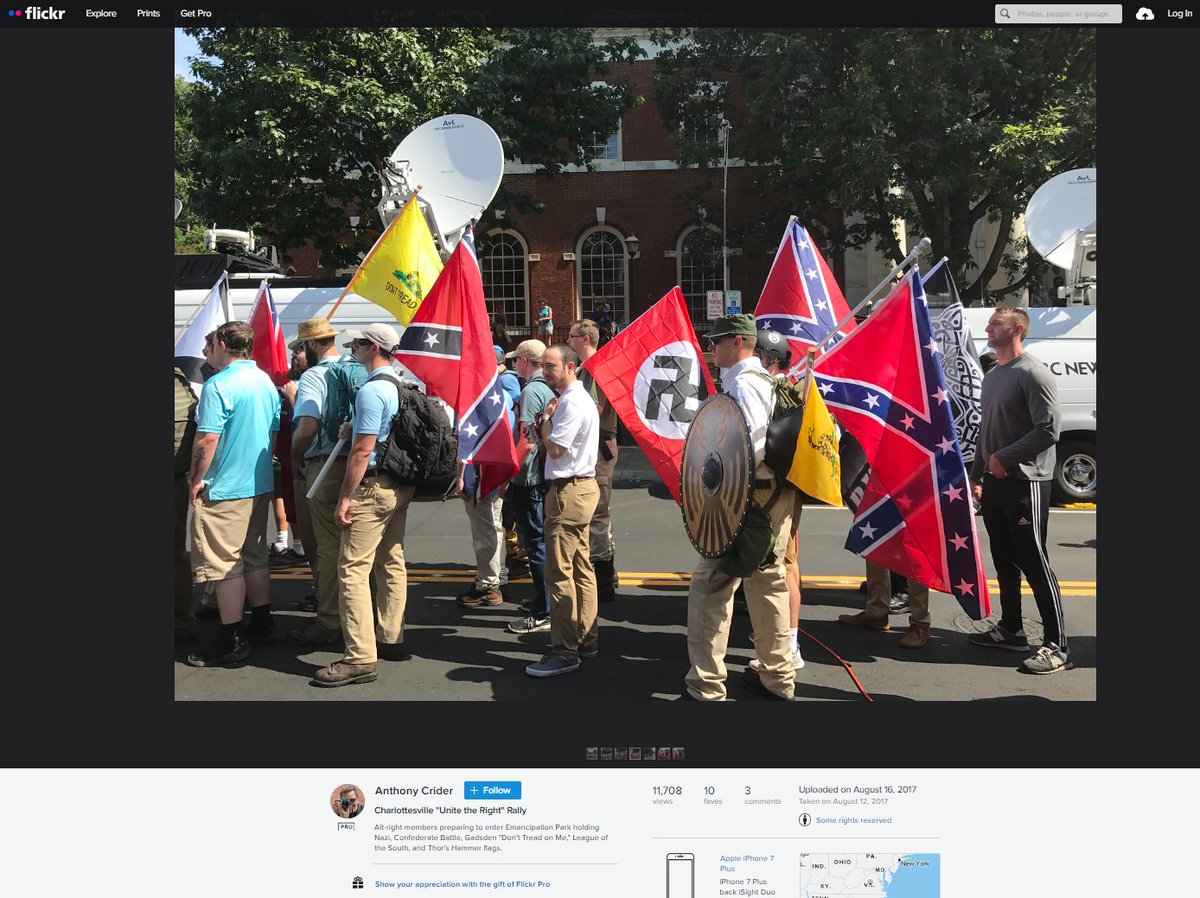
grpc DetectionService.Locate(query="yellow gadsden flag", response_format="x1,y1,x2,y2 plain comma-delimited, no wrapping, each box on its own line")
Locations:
347,194,444,325
785,377,843,506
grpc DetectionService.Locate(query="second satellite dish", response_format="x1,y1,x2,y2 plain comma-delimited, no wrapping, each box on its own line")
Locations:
387,115,505,238
1026,168,1096,270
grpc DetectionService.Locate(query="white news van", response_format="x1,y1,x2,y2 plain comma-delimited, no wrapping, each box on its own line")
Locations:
962,306,1097,503
174,271,428,385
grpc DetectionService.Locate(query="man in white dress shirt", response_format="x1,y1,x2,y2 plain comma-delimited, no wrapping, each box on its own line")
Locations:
525,343,601,678
683,314,796,701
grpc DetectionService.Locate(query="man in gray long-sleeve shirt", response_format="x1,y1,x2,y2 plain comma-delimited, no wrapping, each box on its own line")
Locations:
968,307,1072,674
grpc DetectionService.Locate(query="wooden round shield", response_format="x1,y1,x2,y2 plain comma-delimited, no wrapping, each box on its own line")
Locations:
680,393,755,558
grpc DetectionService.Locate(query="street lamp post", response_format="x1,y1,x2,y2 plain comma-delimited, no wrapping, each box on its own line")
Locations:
721,119,731,294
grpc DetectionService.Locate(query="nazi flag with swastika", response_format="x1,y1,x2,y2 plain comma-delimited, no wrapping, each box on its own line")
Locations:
582,287,716,504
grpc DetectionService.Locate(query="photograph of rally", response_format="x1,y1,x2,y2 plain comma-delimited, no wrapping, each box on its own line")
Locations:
173,24,1097,701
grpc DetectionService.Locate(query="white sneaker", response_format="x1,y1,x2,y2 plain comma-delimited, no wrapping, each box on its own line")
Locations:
750,649,804,672
1021,643,1073,675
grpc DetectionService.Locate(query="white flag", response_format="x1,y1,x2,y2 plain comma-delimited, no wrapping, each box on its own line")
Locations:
174,271,233,397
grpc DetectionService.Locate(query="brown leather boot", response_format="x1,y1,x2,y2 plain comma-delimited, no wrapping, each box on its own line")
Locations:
898,622,931,649
311,660,378,687
837,611,890,630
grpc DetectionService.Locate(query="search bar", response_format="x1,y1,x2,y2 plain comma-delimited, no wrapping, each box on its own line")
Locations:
995,4,1123,22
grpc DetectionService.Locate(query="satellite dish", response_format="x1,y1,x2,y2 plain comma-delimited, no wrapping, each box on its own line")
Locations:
381,115,504,242
1026,168,1096,270
173,198,183,220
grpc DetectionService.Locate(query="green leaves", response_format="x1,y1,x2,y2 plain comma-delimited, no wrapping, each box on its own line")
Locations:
179,27,639,269
652,27,1095,302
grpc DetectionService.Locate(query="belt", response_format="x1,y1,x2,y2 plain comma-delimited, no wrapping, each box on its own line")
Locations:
548,475,595,488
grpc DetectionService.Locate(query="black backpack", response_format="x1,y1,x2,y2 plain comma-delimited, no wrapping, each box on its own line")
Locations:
373,377,458,484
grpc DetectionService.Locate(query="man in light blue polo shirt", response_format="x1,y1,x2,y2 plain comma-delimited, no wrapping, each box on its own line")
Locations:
187,320,281,668
313,323,413,688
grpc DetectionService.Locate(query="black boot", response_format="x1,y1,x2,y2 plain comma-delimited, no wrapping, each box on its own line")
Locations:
186,626,250,667
594,557,616,602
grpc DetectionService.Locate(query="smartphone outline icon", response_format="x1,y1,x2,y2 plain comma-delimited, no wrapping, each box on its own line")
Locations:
666,852,694,898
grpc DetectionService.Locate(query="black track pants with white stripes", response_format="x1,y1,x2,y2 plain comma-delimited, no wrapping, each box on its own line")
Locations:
980,475,1068,651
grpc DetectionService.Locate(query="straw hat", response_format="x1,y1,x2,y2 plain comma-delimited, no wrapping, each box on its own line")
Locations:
288,318,342,350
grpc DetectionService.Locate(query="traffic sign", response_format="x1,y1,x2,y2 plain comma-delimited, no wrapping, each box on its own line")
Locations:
706,290,724,319
725,289,742,315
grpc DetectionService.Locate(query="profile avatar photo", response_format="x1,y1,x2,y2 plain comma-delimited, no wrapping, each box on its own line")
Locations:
331,784,365,819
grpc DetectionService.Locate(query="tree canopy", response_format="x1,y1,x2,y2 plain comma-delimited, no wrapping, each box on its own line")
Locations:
180,27,643,269
174,75,206,253
652,27,1096,303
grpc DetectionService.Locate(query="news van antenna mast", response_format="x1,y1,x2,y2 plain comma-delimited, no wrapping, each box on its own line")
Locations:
376,114,506,258
1026,167,1097,305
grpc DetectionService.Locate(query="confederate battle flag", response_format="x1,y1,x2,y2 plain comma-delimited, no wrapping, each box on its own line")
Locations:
393,225,518,499
813,269,991,619
754,216,857,376
583,287,716,504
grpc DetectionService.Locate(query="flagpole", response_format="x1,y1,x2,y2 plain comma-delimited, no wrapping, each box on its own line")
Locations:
325,188,423,321
800,346,817,397
818,236,931,354
305,438,347,499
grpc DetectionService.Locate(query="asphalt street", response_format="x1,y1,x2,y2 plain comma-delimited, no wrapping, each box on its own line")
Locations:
175,448,1097,702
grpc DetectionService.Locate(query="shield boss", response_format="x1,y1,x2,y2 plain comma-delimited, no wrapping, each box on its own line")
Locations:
680,393,754,558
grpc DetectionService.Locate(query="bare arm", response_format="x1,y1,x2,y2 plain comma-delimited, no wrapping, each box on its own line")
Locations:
188,432,221,504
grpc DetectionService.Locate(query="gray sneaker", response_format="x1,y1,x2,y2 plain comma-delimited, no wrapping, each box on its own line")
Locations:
525,652,580,678
968,622,1030,652
1021,643,1074,675
507,615,551,634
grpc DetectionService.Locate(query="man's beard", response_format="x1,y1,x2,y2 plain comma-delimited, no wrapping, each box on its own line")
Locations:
288,358,306,379
304,344,321,368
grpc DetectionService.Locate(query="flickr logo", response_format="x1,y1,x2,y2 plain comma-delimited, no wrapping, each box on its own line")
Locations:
7,7,66,17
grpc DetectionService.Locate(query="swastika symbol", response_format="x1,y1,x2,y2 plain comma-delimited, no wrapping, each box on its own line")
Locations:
645,355,699,423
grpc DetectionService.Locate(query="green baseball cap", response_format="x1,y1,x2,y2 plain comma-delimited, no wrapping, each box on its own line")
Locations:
707,313,757,339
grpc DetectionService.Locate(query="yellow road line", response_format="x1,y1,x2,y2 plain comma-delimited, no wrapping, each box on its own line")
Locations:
269,568,1096,594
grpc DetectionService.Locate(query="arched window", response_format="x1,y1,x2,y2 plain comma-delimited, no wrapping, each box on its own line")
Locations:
478,229,529,327
577,227,629,327
678,225,723,327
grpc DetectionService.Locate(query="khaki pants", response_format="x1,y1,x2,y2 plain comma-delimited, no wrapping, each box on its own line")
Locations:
589,438,618,561
686,484,795,700
306,455,348,632
546,478,600,658
463,489,508,589
337,473,415,664
291,470,316,564
865,560,930,625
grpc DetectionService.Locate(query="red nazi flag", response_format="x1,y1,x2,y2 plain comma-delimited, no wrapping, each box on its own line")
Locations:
582,287,716,504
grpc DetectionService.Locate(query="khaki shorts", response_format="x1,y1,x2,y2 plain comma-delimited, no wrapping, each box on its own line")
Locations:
191,492,270,582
